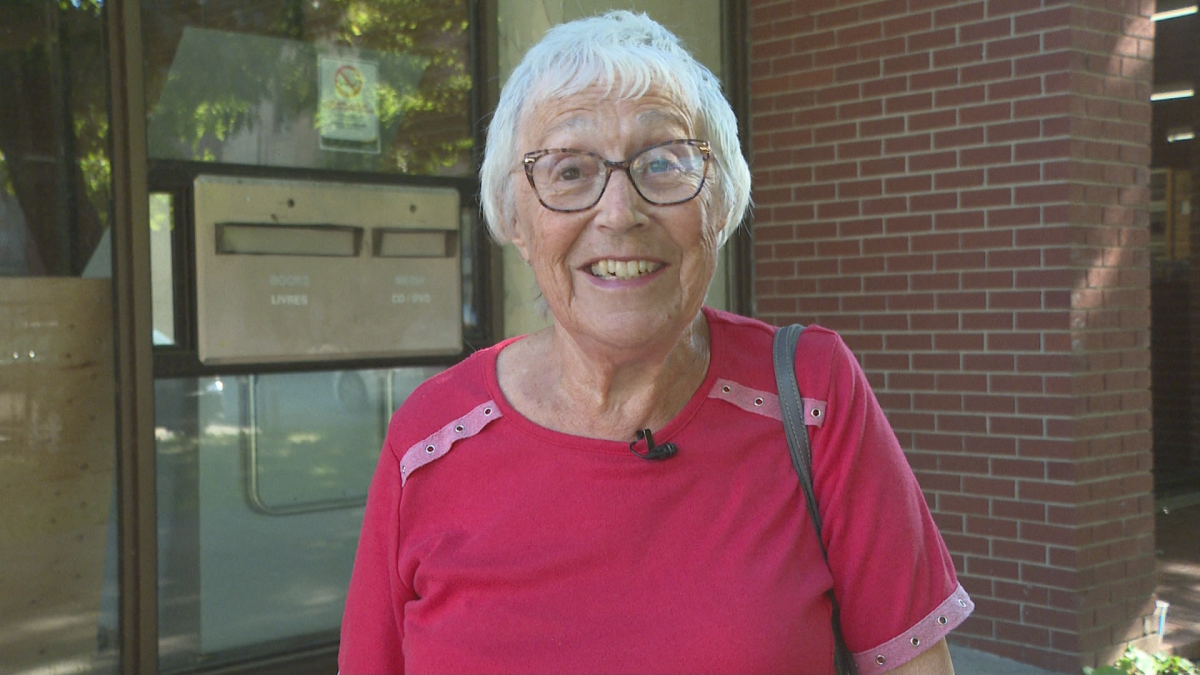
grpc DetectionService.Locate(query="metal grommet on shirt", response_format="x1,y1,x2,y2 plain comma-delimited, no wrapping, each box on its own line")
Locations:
722,385,731,393
425,444,435,454
754,397,764,406
875,655,886,666
455,425,464,433
484,407,493,416
958,599,967,607
910,637,920,647
937,615,948,625
811,408,822,418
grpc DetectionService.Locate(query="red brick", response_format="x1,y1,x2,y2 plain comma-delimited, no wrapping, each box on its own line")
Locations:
934,44,985,68
961,61,1012,85
836,22,882,46
960,145,1012,166
961,188,1012,208
909,27,957,51
886,133,932,154
860,156,907,176
959,17,1011,43
935,168,985,190
860,116,906,137
860,36,909,60
988,76,1043,100
838,98,885,119
910,192,958,211
934,126,985,148
837,139,883,159
986,34,1040,60
885,92,934,113
883,52,931,75
935,2,985,25
912,68,961,92
909,150,957,171
815,6,861,29
961,101,1012,125
884,11,934,37
909,110,957,131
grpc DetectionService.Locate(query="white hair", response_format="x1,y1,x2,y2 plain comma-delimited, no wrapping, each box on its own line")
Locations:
480,10,751,247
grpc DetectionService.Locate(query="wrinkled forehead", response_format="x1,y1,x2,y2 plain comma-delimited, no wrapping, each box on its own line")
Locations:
518,72,703,143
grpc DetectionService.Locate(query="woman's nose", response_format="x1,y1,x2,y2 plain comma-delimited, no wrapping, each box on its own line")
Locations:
593,170,644,231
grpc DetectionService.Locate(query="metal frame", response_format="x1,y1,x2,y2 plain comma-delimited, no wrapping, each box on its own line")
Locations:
723,0,754,317
107,0,158,673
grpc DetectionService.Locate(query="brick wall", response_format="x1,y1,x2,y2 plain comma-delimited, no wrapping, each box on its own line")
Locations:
746,0,1155,671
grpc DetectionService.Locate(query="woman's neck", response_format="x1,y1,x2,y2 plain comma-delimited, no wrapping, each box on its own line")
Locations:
498,311,711,441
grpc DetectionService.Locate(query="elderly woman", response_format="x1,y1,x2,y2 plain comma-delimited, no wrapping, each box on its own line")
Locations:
340,11,971,675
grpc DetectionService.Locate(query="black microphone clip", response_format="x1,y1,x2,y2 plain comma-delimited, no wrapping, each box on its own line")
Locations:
630,428,678,461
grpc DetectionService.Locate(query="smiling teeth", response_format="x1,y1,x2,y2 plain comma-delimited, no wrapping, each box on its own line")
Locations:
589,260,660,279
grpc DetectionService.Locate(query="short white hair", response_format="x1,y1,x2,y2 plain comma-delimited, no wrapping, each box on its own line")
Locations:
480,10,751,247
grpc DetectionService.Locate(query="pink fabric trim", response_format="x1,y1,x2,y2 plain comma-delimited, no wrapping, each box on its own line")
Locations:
852,583,974,675
708,379,826,427
399,400,503,485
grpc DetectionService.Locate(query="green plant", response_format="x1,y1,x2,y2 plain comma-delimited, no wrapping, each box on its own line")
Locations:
1084,646,1198,675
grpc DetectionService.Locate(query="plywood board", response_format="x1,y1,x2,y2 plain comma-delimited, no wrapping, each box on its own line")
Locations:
0,278,116,672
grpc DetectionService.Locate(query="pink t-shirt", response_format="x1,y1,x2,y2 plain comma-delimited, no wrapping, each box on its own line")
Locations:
339,308,972,674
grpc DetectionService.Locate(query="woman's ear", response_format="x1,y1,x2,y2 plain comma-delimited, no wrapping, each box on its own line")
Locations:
509,221,531,263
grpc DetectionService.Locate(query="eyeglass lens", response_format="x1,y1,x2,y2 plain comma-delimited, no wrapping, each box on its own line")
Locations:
528,141,707,211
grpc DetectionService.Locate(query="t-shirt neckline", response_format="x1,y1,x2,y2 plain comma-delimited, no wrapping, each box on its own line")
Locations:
483,306,726,454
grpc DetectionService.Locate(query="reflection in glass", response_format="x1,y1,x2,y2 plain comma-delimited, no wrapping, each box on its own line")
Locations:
155,366,442,671
142,0,473,176
1148,3,1200,499
1,1,119,674
150,193,176,345
1,0,111,277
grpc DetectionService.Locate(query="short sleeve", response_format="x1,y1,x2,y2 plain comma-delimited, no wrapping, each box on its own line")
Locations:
338,437,411,675
799,330,973,675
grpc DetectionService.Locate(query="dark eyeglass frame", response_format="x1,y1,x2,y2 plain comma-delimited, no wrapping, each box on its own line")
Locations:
521,138,712,213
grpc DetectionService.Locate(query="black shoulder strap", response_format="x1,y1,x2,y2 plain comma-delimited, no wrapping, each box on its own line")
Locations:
772,324,825,552
772,323,859,675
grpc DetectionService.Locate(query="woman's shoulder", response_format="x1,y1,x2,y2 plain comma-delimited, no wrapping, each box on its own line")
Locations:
704,307,849,377
705,306,841,342
384,342,507,454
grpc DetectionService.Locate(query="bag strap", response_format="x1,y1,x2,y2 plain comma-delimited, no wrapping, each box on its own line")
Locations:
772,324,859,675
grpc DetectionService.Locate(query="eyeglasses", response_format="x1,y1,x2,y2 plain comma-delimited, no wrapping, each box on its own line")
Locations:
522,139,711,212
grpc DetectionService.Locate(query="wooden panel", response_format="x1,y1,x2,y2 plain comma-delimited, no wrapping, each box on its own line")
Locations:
0,278,116,672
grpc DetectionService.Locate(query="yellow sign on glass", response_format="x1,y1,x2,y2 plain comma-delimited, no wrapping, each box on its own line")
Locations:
317,55,380,153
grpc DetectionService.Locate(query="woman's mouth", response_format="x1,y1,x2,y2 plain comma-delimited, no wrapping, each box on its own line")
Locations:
588,259,664,280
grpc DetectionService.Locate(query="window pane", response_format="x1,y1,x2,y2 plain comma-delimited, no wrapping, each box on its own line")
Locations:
142,0,473,176
150,193,176,345
155,366,442,671
0,1,119,673
1149,5,1200,498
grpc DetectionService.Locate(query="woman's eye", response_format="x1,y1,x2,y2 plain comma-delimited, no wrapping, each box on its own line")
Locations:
556,165,582,181
546,156,592,182
644,157,676,174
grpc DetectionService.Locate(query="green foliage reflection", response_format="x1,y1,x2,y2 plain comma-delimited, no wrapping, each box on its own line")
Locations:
142,0,473,176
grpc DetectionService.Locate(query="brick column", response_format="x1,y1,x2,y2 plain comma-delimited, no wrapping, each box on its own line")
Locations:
747,1,1155,671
